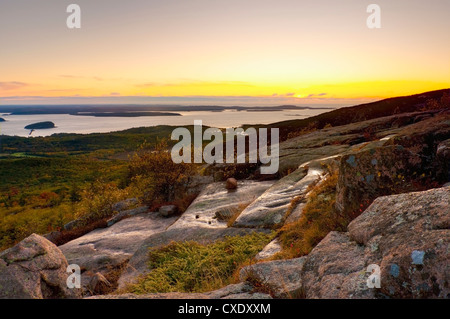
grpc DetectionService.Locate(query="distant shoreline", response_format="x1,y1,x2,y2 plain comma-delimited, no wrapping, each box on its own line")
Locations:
0,104,336,116
74,112,181,117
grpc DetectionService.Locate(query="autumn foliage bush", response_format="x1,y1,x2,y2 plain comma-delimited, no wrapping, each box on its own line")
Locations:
128,139,197,206
75,180,129,224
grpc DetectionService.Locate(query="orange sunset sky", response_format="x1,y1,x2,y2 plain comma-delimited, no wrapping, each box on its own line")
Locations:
1,0,449,105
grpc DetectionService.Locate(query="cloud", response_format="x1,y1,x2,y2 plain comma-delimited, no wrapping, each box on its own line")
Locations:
285,93,295,97
135,80,254,88
109,92,121,96
305,93,328,98
59,75,103,81
43,88,87,92
135,82,157,88
0,94,371,107
0,81,28,90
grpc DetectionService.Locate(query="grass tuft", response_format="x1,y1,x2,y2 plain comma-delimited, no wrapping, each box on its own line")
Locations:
275,168,349,259
128,232,273,294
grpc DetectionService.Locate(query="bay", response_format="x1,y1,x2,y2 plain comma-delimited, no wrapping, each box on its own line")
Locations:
0,109,330,137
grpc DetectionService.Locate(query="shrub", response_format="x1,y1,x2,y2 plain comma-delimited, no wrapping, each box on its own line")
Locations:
75,180,129,224
128,232,273,294
128,139,196,205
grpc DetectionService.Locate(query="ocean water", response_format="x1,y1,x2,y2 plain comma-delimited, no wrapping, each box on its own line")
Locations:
0,108,330,137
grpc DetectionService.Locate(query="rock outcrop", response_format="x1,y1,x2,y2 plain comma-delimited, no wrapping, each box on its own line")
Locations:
240,257,306,298
106,206,149,227
0,234,81,299
254,239,282,260
302,186,449,299
232,160,326,229
336,112,450,214
60,212,177,275
437,139,450,181
167,180,274,230
159,205,178,217
89,282,272,299
112,198,139,213
301,231,373,299
347,186,449,298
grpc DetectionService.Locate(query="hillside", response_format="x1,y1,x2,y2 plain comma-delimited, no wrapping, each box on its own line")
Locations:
266,88,450,141
0,90,449,299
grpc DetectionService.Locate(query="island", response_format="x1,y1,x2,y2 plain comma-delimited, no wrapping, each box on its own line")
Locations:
0,117,5,122
24,121,56,130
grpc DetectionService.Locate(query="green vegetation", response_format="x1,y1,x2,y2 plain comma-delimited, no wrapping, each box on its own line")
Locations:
0,126,182,250
1,89,448,252
129,232,273,294
0,129,200,250
0,125,190,156
74,180,131,224
0,157,127,194
0,156,129,250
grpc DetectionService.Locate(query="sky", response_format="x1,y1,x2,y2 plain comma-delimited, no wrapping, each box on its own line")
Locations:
1,0,449,106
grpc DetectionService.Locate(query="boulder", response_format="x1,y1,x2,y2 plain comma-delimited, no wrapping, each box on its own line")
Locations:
63,219,85,231
240,257,306,298
87,272,112,295
226,178,238,190
0,234,81,299
347,186,450,298
301,186,449,299
215,209,235,221
112,198,139,212
436,139,450,182
43,231,63,244
436,139,450,161
254,239,282,261
107,206,149,227
159,205,177,217
301,231,374,299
